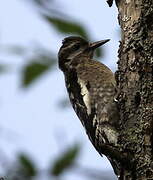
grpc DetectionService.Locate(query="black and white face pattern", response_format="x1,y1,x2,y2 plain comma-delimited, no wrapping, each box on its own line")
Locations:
58,36,92,71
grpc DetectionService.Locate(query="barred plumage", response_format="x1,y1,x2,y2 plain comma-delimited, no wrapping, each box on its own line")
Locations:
58,36,120,175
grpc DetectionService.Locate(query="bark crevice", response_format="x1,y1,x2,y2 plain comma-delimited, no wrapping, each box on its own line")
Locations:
109,0,153,179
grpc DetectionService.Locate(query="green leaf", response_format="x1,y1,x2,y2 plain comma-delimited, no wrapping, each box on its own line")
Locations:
44,16,88,38
18,154,37,177
51,144,80,176
22,55,55,87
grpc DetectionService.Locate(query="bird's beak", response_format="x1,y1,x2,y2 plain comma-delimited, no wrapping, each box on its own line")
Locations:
89,39,110,49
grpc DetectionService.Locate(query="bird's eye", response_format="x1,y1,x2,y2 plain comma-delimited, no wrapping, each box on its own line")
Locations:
73,44,81,50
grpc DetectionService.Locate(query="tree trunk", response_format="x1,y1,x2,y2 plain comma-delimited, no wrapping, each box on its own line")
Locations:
115,0,153,179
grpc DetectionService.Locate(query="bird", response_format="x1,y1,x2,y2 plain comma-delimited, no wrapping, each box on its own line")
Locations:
58,36,120,175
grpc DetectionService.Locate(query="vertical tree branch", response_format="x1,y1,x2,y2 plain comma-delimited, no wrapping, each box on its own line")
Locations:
115,0,153,179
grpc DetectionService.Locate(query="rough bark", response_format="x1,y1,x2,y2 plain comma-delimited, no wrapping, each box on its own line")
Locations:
114,0,153,179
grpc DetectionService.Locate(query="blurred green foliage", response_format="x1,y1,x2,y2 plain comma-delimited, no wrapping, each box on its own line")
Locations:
3,145,81,180
5,154,37,180
22,53,56,87
44,16,88,38
18,154,37,177
0,0,114,180
22,60,52,87
0,0,104,87
51,144,80,176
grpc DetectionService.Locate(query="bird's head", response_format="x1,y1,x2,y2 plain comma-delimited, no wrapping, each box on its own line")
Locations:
58,36,110,71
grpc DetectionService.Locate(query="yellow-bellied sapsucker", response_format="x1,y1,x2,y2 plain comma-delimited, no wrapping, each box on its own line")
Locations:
58,36,120,175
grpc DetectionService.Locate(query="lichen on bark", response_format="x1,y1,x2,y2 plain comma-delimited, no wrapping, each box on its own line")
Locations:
114,0,153,179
